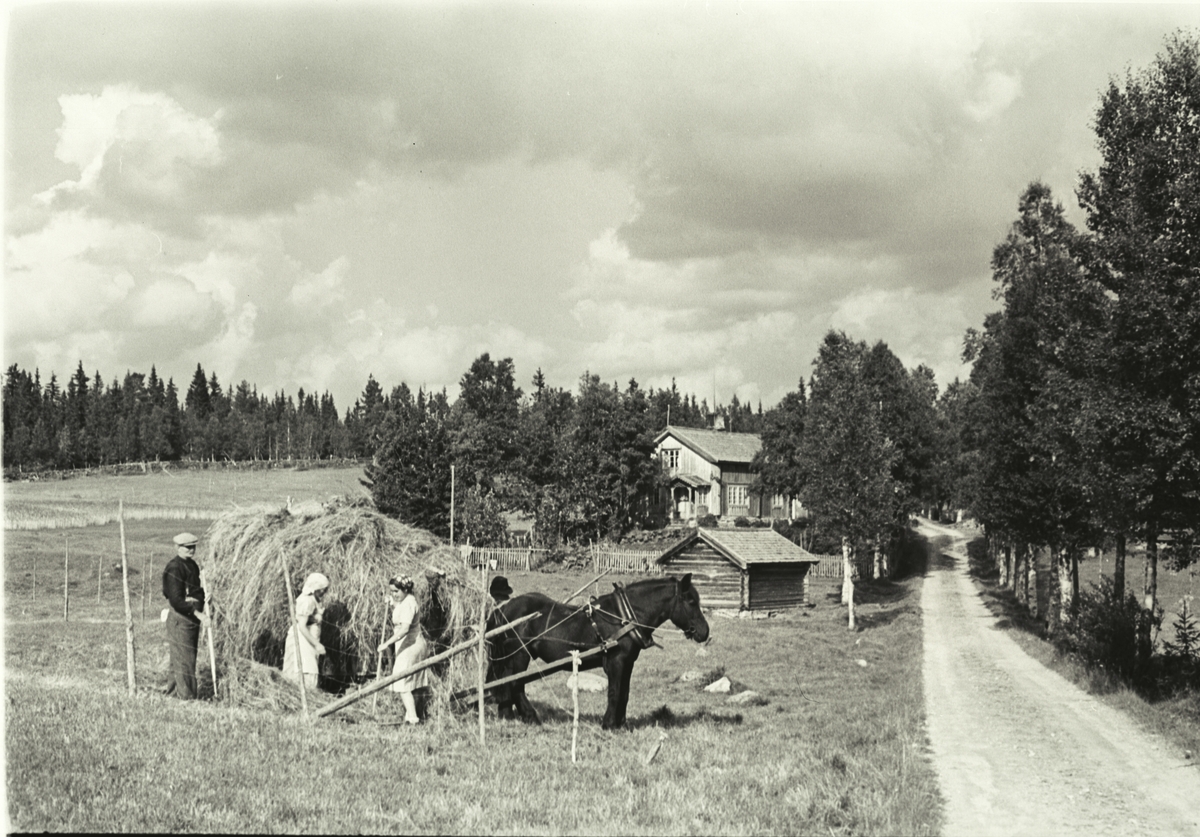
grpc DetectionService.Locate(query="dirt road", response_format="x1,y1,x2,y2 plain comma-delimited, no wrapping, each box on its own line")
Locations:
920,520,1200,837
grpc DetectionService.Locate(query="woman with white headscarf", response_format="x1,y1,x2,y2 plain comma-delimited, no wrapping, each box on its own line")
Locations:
283,572,329,690
379,574,426,725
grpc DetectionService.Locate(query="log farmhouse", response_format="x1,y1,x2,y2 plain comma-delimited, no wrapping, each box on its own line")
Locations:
656,527,819,611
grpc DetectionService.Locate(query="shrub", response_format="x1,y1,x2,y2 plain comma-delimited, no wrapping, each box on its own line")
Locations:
1161,599,1200,691
1061,577,1159,684
697,513,719,528
733,516,750,528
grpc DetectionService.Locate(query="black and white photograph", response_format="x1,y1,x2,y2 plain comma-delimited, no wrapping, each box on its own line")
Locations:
5,2,1200,833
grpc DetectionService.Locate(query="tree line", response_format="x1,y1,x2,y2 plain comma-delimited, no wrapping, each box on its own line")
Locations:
946,34,1200,689
2,352,767,542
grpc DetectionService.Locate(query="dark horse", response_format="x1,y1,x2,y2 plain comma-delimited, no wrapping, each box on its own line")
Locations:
486,574,710,730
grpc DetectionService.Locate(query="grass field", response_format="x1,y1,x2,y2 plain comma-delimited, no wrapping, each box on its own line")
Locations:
3,466,370,530
4,513,942,834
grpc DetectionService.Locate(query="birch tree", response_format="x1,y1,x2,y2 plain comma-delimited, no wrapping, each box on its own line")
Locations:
799,331,897,630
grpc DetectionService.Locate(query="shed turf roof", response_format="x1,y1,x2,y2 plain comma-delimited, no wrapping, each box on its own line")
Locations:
655,426,762,464
658,527,817,569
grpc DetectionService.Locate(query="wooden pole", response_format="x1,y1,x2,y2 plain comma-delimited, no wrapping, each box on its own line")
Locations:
316,610,541,719
449,644,607,703
564,569,612,604
63,536,70,622
478,561,487,746
205,603,218,696
118,501,137,696
31,551,36,604
571,651,580,763
450,464,456,547
371,603,389,716
141,556,148,622
279,552,309,717
97,551,103,605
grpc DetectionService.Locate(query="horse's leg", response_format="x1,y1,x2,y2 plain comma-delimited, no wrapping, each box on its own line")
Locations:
602,652,628,730
496,647,531,721
615,652,638,728
513,678,541,724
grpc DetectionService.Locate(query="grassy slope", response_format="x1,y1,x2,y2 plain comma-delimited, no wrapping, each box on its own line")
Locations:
5,519,941,835
962,533,1200,761
4,466,370,529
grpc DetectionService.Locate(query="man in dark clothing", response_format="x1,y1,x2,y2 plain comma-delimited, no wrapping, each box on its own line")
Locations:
162,532,207,699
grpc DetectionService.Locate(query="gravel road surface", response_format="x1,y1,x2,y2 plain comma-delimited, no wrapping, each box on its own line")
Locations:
920,520,1200,837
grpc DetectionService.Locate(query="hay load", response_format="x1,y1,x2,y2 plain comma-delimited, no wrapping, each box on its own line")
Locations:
203,496,486,715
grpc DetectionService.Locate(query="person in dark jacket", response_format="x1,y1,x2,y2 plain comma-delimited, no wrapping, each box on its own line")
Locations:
489,576,513,607
162,532,207,699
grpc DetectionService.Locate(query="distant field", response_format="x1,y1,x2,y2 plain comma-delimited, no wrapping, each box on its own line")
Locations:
3,465,369,530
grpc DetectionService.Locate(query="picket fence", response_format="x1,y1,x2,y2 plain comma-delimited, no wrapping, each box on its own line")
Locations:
461,545,549,572
809,554,874,579
589,547,664,575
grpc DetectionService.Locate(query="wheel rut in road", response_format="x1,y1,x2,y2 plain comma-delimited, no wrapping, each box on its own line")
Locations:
919,520,1200,837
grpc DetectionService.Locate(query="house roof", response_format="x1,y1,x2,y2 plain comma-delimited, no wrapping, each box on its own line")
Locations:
669,473,711,489
657,527,818,569
654,426,762,465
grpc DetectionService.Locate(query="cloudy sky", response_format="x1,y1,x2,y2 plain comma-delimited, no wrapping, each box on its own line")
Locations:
6,3,1200,411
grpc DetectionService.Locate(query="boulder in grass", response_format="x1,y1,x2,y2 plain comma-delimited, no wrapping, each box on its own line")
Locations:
567,672,607,692
704,676,732,693
678,670,705,683
727,690,768,707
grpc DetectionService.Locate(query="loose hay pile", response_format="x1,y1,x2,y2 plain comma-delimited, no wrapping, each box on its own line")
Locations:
202,496,488,719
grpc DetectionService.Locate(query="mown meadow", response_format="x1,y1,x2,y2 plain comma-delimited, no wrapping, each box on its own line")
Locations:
3,463,370,530
4,469,942,834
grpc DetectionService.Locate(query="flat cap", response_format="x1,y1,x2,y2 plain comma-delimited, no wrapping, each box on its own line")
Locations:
173,532,199,547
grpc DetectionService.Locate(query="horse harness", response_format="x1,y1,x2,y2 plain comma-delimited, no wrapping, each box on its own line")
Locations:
584,583,658,651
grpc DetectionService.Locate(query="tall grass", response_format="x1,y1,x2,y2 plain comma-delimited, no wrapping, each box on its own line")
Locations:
6,521,942,834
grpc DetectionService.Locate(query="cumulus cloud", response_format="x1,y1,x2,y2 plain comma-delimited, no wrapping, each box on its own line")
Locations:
38,85,222,208
290,256,349,309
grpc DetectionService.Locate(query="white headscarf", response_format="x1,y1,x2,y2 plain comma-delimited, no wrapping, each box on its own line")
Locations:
301,573,330,596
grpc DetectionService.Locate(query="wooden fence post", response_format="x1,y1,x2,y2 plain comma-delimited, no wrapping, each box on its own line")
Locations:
119,501,137,696
63,536,70,622
571,651,580,763
97,552,103,605
478,559,487,746
141,556,148,622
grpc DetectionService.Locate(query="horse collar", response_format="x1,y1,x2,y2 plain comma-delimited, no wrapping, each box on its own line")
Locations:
613,584,655,650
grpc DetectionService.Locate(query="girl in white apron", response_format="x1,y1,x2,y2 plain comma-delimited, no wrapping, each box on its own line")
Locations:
283,572,328,689
379,575,426,724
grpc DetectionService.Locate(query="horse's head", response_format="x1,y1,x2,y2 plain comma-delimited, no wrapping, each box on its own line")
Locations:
669,574,710,643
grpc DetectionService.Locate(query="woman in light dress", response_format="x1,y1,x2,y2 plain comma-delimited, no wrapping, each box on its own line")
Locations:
283,572,329,690
379,575,426,725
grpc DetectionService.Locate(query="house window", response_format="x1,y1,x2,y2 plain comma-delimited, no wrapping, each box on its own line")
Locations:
728,484,748,509
662,449,679,470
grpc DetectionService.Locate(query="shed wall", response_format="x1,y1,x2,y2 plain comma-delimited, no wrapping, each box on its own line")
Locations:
747,563,812,610
662,544,742,608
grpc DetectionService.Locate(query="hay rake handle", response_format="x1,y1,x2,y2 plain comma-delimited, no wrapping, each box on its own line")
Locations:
448,644,608,703
314,610,542,719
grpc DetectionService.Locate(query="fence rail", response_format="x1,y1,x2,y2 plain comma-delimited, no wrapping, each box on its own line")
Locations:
461,546,549,572
808,554,874,579
589,547,664,575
